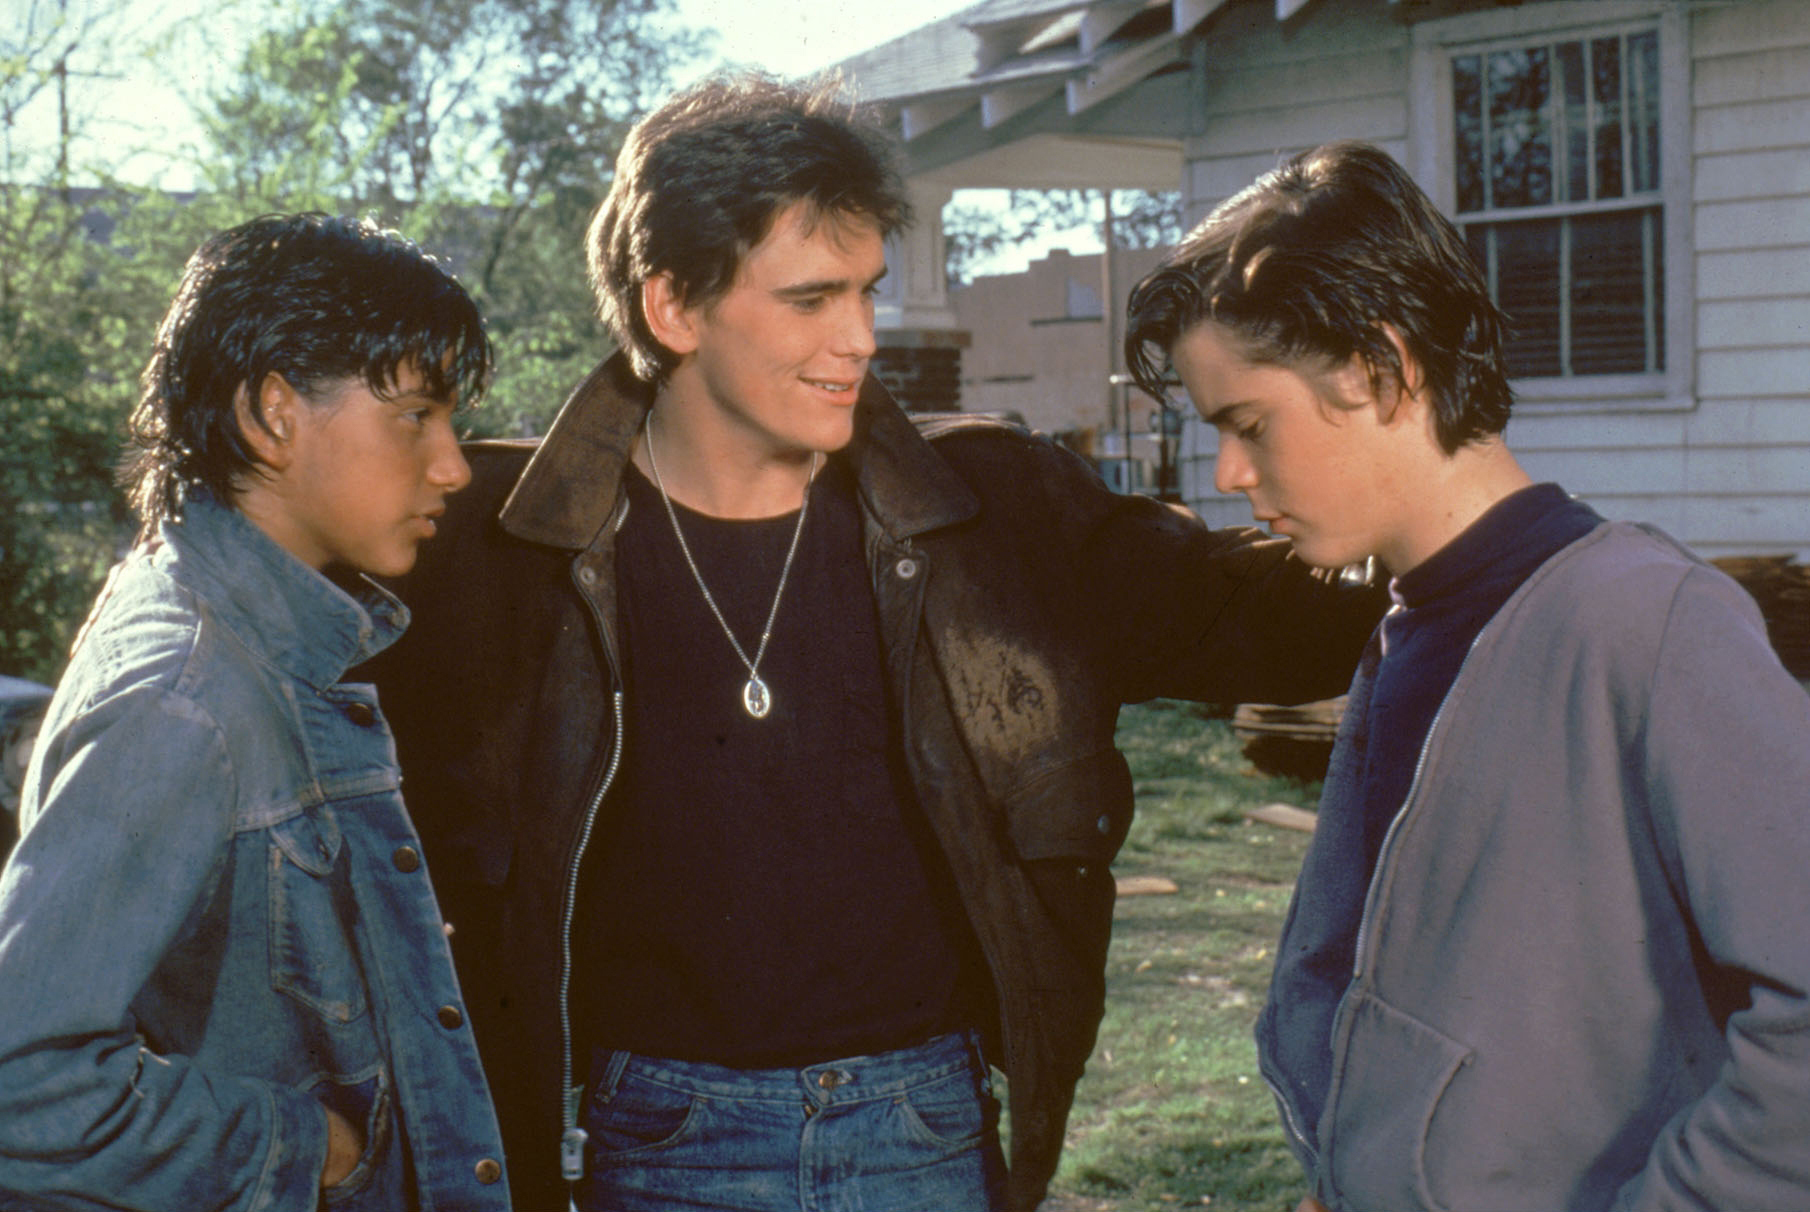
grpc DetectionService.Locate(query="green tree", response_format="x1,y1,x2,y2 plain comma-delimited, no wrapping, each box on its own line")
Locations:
944,188,1182,286
0,1,169,683
196,0,710,434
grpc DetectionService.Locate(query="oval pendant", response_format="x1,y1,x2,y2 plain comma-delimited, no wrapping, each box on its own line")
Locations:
742,676,772,719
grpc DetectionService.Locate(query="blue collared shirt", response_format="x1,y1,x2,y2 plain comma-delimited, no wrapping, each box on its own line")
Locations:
0,497,510,1211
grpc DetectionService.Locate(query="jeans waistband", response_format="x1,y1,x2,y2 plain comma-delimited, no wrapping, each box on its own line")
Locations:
590,1030,983,1107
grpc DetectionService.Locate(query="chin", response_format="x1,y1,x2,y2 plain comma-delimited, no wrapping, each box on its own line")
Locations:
1288,538,1360,572
363,549,421,580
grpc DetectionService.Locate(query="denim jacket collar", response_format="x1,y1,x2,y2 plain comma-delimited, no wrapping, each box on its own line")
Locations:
496,352,979,550
160,495,409,691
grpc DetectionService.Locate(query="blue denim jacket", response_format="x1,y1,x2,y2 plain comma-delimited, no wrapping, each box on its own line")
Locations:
0,498,511,1211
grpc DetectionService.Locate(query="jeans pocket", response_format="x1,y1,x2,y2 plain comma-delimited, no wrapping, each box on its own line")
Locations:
316,1064,393,1204
896,1066,993,1147
585,1071,702,1162
267,810,369,1023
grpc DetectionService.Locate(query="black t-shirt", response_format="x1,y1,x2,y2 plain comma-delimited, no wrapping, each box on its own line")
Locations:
572,458,979,1067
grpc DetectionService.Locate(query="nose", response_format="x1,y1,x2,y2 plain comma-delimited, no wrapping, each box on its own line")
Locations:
836,293,877,361
1213,435,1256,497
429,419,472,493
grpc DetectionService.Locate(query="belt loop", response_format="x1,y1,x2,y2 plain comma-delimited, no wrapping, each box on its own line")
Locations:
964,1028,994,1095
591,1048,633,1106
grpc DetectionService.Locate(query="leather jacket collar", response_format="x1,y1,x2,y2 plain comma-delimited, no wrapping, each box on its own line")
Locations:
497,353,980,549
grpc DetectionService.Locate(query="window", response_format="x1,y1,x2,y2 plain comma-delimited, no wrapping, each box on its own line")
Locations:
1413,5,1689,407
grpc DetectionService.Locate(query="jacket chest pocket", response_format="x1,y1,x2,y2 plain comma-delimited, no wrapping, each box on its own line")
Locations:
268,809,370,1023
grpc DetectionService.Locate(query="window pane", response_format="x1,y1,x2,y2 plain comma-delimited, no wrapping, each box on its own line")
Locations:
1454,53,1485,212
1490,218,1563,377
1571,209,1662,373
1592,37,1624,199
1488,47,1551,208
1556,41,1589,203
1628,30,1660,192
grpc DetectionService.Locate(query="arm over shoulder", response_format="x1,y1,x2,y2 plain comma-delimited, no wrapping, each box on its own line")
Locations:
975,428,1386,706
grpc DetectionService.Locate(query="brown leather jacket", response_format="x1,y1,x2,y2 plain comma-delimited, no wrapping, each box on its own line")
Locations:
366,354,1383,1211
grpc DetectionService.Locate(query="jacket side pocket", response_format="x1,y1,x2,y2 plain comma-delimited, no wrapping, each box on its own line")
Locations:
1322,991,1471,1212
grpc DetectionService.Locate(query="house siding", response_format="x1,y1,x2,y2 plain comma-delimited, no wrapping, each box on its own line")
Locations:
1170,0,1810,560
952,245,1167,439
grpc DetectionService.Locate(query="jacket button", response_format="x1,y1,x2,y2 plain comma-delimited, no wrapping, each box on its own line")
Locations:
577,565,598,586
345,702,376,727
392,846,420,873
474,1158,502,1184
437,1004,464,1029
894,557,919,580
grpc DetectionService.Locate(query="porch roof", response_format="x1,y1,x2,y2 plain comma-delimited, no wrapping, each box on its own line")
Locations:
832,0,1385,188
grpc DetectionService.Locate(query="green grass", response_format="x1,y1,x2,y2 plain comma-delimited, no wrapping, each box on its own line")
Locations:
1042,699,1320,1212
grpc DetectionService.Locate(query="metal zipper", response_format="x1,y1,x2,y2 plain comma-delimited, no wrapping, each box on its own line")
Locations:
559,499,632,1183
558,686,623,1182
1262,1068,1317,1165
1350,618,1493,976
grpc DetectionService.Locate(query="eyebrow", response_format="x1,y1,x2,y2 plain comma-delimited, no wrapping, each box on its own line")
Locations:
1203,401,1256,428
773,266,889,300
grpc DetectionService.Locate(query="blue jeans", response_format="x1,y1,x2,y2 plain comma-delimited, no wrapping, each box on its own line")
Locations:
573,1031,1007,1212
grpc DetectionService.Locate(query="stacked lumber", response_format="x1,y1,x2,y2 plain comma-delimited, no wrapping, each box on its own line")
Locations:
1711,555,1810,680
1231,695,1346,781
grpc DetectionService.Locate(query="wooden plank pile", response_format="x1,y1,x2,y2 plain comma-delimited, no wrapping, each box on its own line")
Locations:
1711,555,1810,680
1231,695,1346,781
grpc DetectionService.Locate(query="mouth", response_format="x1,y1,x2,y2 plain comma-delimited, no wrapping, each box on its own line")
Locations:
801,374,860,398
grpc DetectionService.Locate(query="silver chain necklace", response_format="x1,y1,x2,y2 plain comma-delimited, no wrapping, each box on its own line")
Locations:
642,414,818,719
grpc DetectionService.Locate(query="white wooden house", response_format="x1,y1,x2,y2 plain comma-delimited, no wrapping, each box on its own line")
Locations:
842,0,1810,560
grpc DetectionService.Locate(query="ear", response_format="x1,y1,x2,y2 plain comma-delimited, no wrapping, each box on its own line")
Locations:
1367,325,1429,427
235,374,304,471
642,272,701,358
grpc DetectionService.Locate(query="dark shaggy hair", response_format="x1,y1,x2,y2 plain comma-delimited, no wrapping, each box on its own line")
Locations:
1124,141,1513,453
123,213,491,532
586,71,912,383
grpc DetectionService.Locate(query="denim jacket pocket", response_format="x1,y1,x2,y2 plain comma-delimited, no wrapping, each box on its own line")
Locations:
1322,991,1472,1212
315,1061,394,1205
268,808,370,1023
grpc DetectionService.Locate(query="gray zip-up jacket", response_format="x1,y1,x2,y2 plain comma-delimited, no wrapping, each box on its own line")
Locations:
1258,521,1810,1211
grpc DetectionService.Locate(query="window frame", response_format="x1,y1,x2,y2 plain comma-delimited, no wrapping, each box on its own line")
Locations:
1409,1,1694,414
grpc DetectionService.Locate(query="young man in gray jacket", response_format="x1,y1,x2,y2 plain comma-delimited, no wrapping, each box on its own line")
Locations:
1126,141,1810,1212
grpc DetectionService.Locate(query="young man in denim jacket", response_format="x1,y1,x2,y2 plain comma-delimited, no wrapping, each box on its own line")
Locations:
0,214,513,1210
1126,142,1810,1212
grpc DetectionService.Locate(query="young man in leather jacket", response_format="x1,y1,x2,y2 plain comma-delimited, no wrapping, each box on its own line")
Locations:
366,74,1384,1212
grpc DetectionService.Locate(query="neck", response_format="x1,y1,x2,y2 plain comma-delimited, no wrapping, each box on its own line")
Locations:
1380,438,1533,576
631,387,816,520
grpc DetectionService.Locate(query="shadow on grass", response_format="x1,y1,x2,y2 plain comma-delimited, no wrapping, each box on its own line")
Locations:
1061,1128,1302,1211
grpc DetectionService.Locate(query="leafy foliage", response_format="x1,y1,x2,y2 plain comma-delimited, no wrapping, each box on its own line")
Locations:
944,188,1182,286
0,2,179,681
0,0,707,680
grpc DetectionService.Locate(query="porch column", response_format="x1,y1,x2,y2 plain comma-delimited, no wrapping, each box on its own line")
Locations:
873,178,971,413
